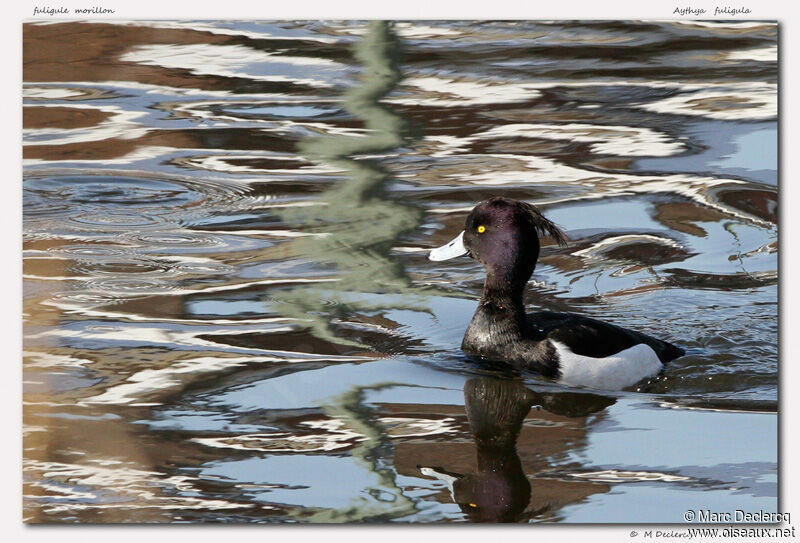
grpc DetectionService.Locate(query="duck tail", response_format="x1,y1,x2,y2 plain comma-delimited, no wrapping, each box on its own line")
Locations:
659,341,685,363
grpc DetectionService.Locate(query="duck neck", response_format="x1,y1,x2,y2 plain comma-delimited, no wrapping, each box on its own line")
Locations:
476,444,525,477
480,269,528,320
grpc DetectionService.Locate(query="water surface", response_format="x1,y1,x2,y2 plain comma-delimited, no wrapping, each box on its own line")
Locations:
23,20,777,523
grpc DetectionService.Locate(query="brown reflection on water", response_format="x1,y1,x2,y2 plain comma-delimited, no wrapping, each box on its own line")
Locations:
24,275,189,521
403,378,612,522
25,22,290,92
24,106,112,130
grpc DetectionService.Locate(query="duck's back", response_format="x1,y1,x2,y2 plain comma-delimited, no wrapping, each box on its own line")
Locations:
525,311,684,389
527,311,684,363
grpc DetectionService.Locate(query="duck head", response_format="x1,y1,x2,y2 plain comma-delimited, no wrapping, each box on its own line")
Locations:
430,197,568,292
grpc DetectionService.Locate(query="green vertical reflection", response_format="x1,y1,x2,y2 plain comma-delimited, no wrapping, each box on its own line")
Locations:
292,383,419,522
274,21,429,347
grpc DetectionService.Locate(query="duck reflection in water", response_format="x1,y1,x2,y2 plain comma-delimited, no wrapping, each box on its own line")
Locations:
419,378,614,522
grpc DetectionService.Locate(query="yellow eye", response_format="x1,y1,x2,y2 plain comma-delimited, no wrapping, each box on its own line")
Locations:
477,225,486,234
469,503,478,508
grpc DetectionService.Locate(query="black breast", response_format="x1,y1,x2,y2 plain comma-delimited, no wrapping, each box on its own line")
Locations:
461,305,561,377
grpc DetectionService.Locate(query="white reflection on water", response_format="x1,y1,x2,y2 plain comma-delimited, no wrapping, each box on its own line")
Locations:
120,43,347,88
469,123,684,157
640,86,776,120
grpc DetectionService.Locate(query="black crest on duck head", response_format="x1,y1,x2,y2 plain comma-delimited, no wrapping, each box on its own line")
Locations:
518,200,569,248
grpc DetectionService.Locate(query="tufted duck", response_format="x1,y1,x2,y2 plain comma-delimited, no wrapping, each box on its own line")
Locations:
429,197,684,390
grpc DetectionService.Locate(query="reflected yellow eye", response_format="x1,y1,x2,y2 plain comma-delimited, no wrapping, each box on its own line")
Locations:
469,503,478,508
477,225,486,234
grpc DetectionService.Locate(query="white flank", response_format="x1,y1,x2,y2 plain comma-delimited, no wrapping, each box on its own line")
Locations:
553,341,662,390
